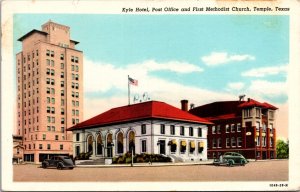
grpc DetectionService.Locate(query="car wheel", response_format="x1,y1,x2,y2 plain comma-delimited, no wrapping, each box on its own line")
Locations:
42,163,47,169
57,164,63,170
241,160,246,166
227,160,233,167
69,167,74,170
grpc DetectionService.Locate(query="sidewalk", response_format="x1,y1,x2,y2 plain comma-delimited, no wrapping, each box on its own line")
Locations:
75,160,214,168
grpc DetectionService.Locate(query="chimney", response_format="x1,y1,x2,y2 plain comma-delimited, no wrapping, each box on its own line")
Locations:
181,100,188,111
247,98,251,102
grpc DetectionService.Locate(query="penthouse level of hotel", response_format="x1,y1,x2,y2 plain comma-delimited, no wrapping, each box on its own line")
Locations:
189,98,277,160
67,100,212,162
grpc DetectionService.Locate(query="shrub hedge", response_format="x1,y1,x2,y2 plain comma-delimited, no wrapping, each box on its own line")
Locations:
112,152,172,164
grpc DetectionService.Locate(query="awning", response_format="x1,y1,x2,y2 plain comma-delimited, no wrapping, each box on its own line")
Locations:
171,139,177,145
181,140,186,146
190,141,195,148
199,142,204,147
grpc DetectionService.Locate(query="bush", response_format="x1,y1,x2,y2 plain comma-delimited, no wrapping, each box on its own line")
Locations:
75,152,92,160
112,152,172,164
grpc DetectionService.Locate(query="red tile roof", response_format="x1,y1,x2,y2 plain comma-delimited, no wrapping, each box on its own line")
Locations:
68,101,212,131
238,99,278,110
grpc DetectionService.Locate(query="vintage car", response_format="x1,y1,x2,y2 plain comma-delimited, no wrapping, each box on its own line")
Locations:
42,156,74,169
213,152,248,166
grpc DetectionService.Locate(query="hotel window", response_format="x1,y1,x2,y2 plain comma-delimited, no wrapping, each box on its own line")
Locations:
76,101,79,107
75,65,79,72
231,124,235,132
141,140,147,153
71,65,74,71
61,90,64,96
256,136,260,146
51,60,54,67
50,69,55,76
75,74,79,81
75,92,79,98
39,144,42,149
262,137,266,147
160,124,165,134
226,138,230,148
198,128,202,137
50,51,54,57
60,54,64,60
212,138,216,148
256,122,260,131
75,56,79,63
72,73,75,80
141,124,146,134
47,106,51,113
51,98,55,104
217,125,221,134
256,108,261,118
226,124,230,133
61,63,64,69
212,126,216,134
46,78,50,84
180,126,185,136
61,127,65,133
72,109,75,116
237,123,241,132
61,118,65,124
47,116,51,123
76,133,80,141
61,99,65,106
217,138,222,148
170,125,175,135
61,108,65,115
237,137,242,147
46,68,50,75
47,126,51,131
51,107,55,114
76,110,79,116
50,79,55,85
244,108,252,118
51,117,55,123
46,87,51,94
189,127,194,136
71,56,75,62
269,111,274,119
61,72,64,78
180,141,186,153
46,50,50,56
62,136,65,140
46,59,50,66
47,144,51,150
60,144,63,150
55,135,59,140
43,134,46,140
61,81,64,87
75,83,79,89
231,137,236,147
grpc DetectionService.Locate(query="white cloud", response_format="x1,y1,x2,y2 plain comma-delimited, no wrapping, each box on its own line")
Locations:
242,65,287,77
227,82,245,91
247,80,287,97
201,52,255,66
83,57,236,119
84,58,204,93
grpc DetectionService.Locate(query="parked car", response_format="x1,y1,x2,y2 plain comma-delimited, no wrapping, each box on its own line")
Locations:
213,152,248,166
42,156,74,170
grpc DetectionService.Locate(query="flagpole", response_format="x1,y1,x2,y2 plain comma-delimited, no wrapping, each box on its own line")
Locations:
128,75,130,105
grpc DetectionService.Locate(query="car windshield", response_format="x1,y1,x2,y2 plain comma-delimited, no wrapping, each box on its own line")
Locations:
63,156,71,159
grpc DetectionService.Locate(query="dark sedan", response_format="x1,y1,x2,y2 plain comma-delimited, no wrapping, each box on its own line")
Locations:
42,156,74,170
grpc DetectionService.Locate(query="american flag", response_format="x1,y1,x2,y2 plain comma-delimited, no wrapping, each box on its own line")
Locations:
128,76,138,86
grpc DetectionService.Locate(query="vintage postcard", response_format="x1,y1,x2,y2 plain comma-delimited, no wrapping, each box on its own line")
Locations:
1,0,300,191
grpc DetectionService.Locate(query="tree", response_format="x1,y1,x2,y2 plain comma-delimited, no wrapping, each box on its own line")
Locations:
276,139,289,159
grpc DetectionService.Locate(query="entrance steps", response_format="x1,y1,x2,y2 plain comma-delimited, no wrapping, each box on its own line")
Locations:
76,158,105,165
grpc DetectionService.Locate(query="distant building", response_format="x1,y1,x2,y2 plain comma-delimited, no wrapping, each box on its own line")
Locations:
68,100,211,162
16,21,83,163
189,98,277,160
13,135,24,164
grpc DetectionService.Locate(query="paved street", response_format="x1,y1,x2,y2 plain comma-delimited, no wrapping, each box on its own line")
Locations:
14,160,288,182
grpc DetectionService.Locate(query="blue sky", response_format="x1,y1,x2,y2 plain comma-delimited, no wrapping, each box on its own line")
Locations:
14,14,289,111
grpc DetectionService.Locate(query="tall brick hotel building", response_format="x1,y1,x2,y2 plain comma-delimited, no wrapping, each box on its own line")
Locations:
16,21,83,163
189,98,277,160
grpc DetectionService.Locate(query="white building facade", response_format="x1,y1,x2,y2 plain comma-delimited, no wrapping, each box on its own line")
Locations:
69,101,210,162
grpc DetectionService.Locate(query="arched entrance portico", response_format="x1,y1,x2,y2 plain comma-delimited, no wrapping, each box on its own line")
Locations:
116,132,124,154
96,134,103,156
87,135,94,154
106,133,113,157
128,131,135,155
